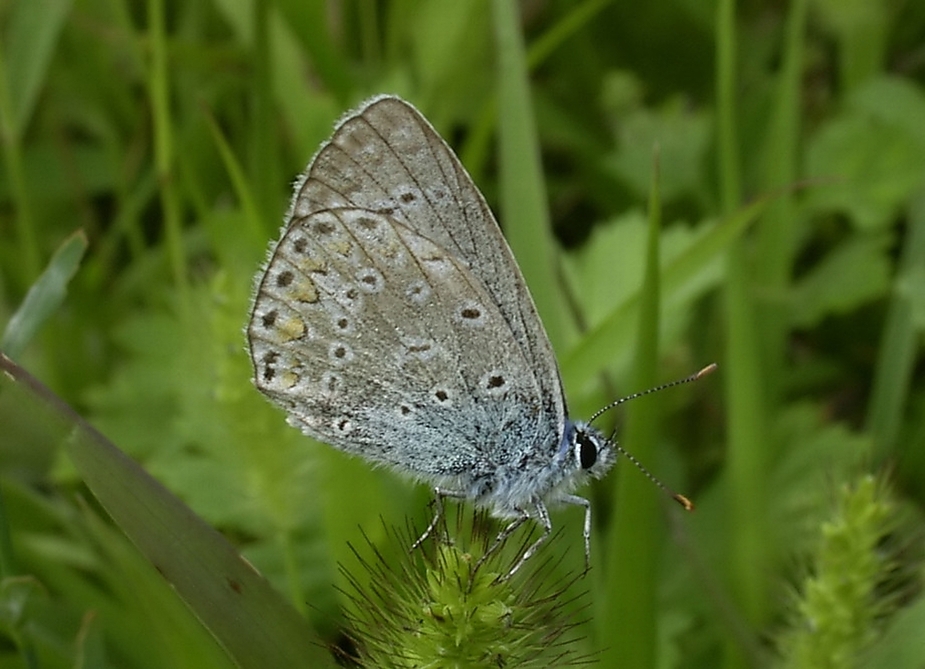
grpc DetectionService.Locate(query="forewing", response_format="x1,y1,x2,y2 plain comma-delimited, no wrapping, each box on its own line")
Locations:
247,207,550,481
288,96,566,432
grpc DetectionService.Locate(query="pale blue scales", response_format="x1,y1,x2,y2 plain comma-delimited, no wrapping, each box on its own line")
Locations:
247,95,618,575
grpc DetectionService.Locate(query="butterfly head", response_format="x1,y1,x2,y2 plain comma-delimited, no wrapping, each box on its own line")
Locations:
568,422,616,482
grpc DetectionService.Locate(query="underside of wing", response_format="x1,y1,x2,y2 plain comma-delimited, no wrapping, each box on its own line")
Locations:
288,96,566,431
247,207,557,482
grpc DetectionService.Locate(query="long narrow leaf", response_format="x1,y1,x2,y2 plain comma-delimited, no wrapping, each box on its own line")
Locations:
600,147,663,667
492,0,569,348
1,231,87,359
0,355,334,669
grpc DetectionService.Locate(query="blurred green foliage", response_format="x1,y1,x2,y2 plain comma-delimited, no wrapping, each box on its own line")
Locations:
1,0,924,667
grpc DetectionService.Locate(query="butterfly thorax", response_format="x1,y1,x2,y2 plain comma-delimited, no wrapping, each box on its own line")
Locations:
442,420,616,520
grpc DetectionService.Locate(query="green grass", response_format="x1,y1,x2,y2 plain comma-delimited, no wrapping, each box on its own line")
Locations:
2,0,925,667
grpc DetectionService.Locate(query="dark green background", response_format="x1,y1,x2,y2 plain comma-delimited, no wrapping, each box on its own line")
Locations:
2,0,924,667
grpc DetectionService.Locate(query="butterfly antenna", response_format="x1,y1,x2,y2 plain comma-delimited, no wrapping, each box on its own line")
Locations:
588,363,717,425
593,363,717,512
614,442,695,511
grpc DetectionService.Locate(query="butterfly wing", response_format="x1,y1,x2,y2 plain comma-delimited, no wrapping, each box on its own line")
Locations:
294,97,566,428
247,96,566,485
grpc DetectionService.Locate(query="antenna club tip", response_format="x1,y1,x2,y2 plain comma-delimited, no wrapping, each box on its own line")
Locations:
673,493,695,511
695,363,718,379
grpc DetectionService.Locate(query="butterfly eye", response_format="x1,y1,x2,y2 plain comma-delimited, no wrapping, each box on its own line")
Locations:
578,432,598,470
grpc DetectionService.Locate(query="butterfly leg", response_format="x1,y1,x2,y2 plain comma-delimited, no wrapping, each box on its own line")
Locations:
500,500,554,579
411,487,465,551
559,494,593,573
473,509,530,579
